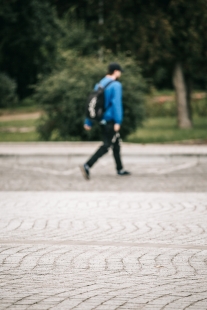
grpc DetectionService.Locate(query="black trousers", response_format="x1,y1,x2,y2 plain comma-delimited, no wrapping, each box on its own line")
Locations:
86,122,123,171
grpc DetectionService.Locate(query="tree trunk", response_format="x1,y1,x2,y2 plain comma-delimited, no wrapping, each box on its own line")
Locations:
186,76,192,121
173,62,192,128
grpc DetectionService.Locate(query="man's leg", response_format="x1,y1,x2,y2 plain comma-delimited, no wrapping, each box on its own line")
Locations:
86,123,114,168
112,132,123,171
80,123,130,179
112,132,131,175
86,144,109,168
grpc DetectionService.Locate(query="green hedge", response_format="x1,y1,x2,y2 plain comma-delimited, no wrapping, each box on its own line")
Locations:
192,98,207,116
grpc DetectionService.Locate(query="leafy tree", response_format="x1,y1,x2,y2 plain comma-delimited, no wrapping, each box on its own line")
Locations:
60,19,97,56
0,0,61,98
79,0,207,128
49,0,88,19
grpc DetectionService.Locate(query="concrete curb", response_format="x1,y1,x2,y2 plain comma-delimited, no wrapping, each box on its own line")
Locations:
0,142,207,157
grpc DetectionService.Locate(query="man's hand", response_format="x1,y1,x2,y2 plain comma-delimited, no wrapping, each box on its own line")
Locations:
114,124,120,132
84,124,91,131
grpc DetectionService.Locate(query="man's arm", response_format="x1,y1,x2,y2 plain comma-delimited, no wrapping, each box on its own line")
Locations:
112,82,123,131
84,118,93,130
114,123,121,132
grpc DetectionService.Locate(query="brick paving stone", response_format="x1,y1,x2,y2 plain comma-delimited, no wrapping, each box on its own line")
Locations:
0,192,207,309
0,144,207,309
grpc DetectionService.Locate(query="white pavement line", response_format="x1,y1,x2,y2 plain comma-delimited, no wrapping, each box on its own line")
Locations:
0,239,207,250
0,162,79,175
147,160,198,175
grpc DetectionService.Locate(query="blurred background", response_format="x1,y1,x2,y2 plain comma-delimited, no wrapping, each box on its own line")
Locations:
0,0,206,144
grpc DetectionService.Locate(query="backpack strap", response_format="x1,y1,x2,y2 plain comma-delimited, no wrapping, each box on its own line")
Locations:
103,80,115,89
98,80,115,89
102,80,115,112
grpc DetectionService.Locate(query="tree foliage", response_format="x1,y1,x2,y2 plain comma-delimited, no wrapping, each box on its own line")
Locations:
1,0,206,133
91,0,207,127
0,72,18,108
97,0,207,80
0,0,61,98
48,0,207,89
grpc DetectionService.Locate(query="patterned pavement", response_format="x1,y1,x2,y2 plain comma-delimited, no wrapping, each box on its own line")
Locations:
0,192,207,309
0,144,207,309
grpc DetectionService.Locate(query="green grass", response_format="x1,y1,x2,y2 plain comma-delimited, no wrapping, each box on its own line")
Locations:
0,119,38,127
0,119,39,141
149,89,174,96
0,131,39,142
0,117,206,143
0,103,207,143
126,117,207,143
0,105,41,116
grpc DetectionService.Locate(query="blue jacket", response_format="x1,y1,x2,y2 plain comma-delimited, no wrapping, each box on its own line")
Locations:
85,76,123,127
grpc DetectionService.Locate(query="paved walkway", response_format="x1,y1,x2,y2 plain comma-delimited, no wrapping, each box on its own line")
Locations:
0,143,207,309
0,112,41,121
0,154,206,192
1,142,207,156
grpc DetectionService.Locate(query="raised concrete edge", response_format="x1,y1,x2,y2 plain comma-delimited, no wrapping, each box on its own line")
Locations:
0,142,207,156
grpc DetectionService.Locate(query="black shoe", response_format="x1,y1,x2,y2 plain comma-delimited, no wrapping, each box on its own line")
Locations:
117,169,131,176
80,164,90,180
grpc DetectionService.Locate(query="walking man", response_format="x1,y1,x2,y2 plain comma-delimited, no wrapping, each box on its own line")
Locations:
80,62,130,179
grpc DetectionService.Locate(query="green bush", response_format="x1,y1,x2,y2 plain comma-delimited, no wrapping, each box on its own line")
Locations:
0,73,18,108
20,96,38,107
192,98,207,116
34,51,146,141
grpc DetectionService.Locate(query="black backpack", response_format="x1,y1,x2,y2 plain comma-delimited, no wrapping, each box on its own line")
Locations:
86,80,114,121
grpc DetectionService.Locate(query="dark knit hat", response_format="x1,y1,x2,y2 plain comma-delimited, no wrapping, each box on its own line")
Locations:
108,62,124,73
